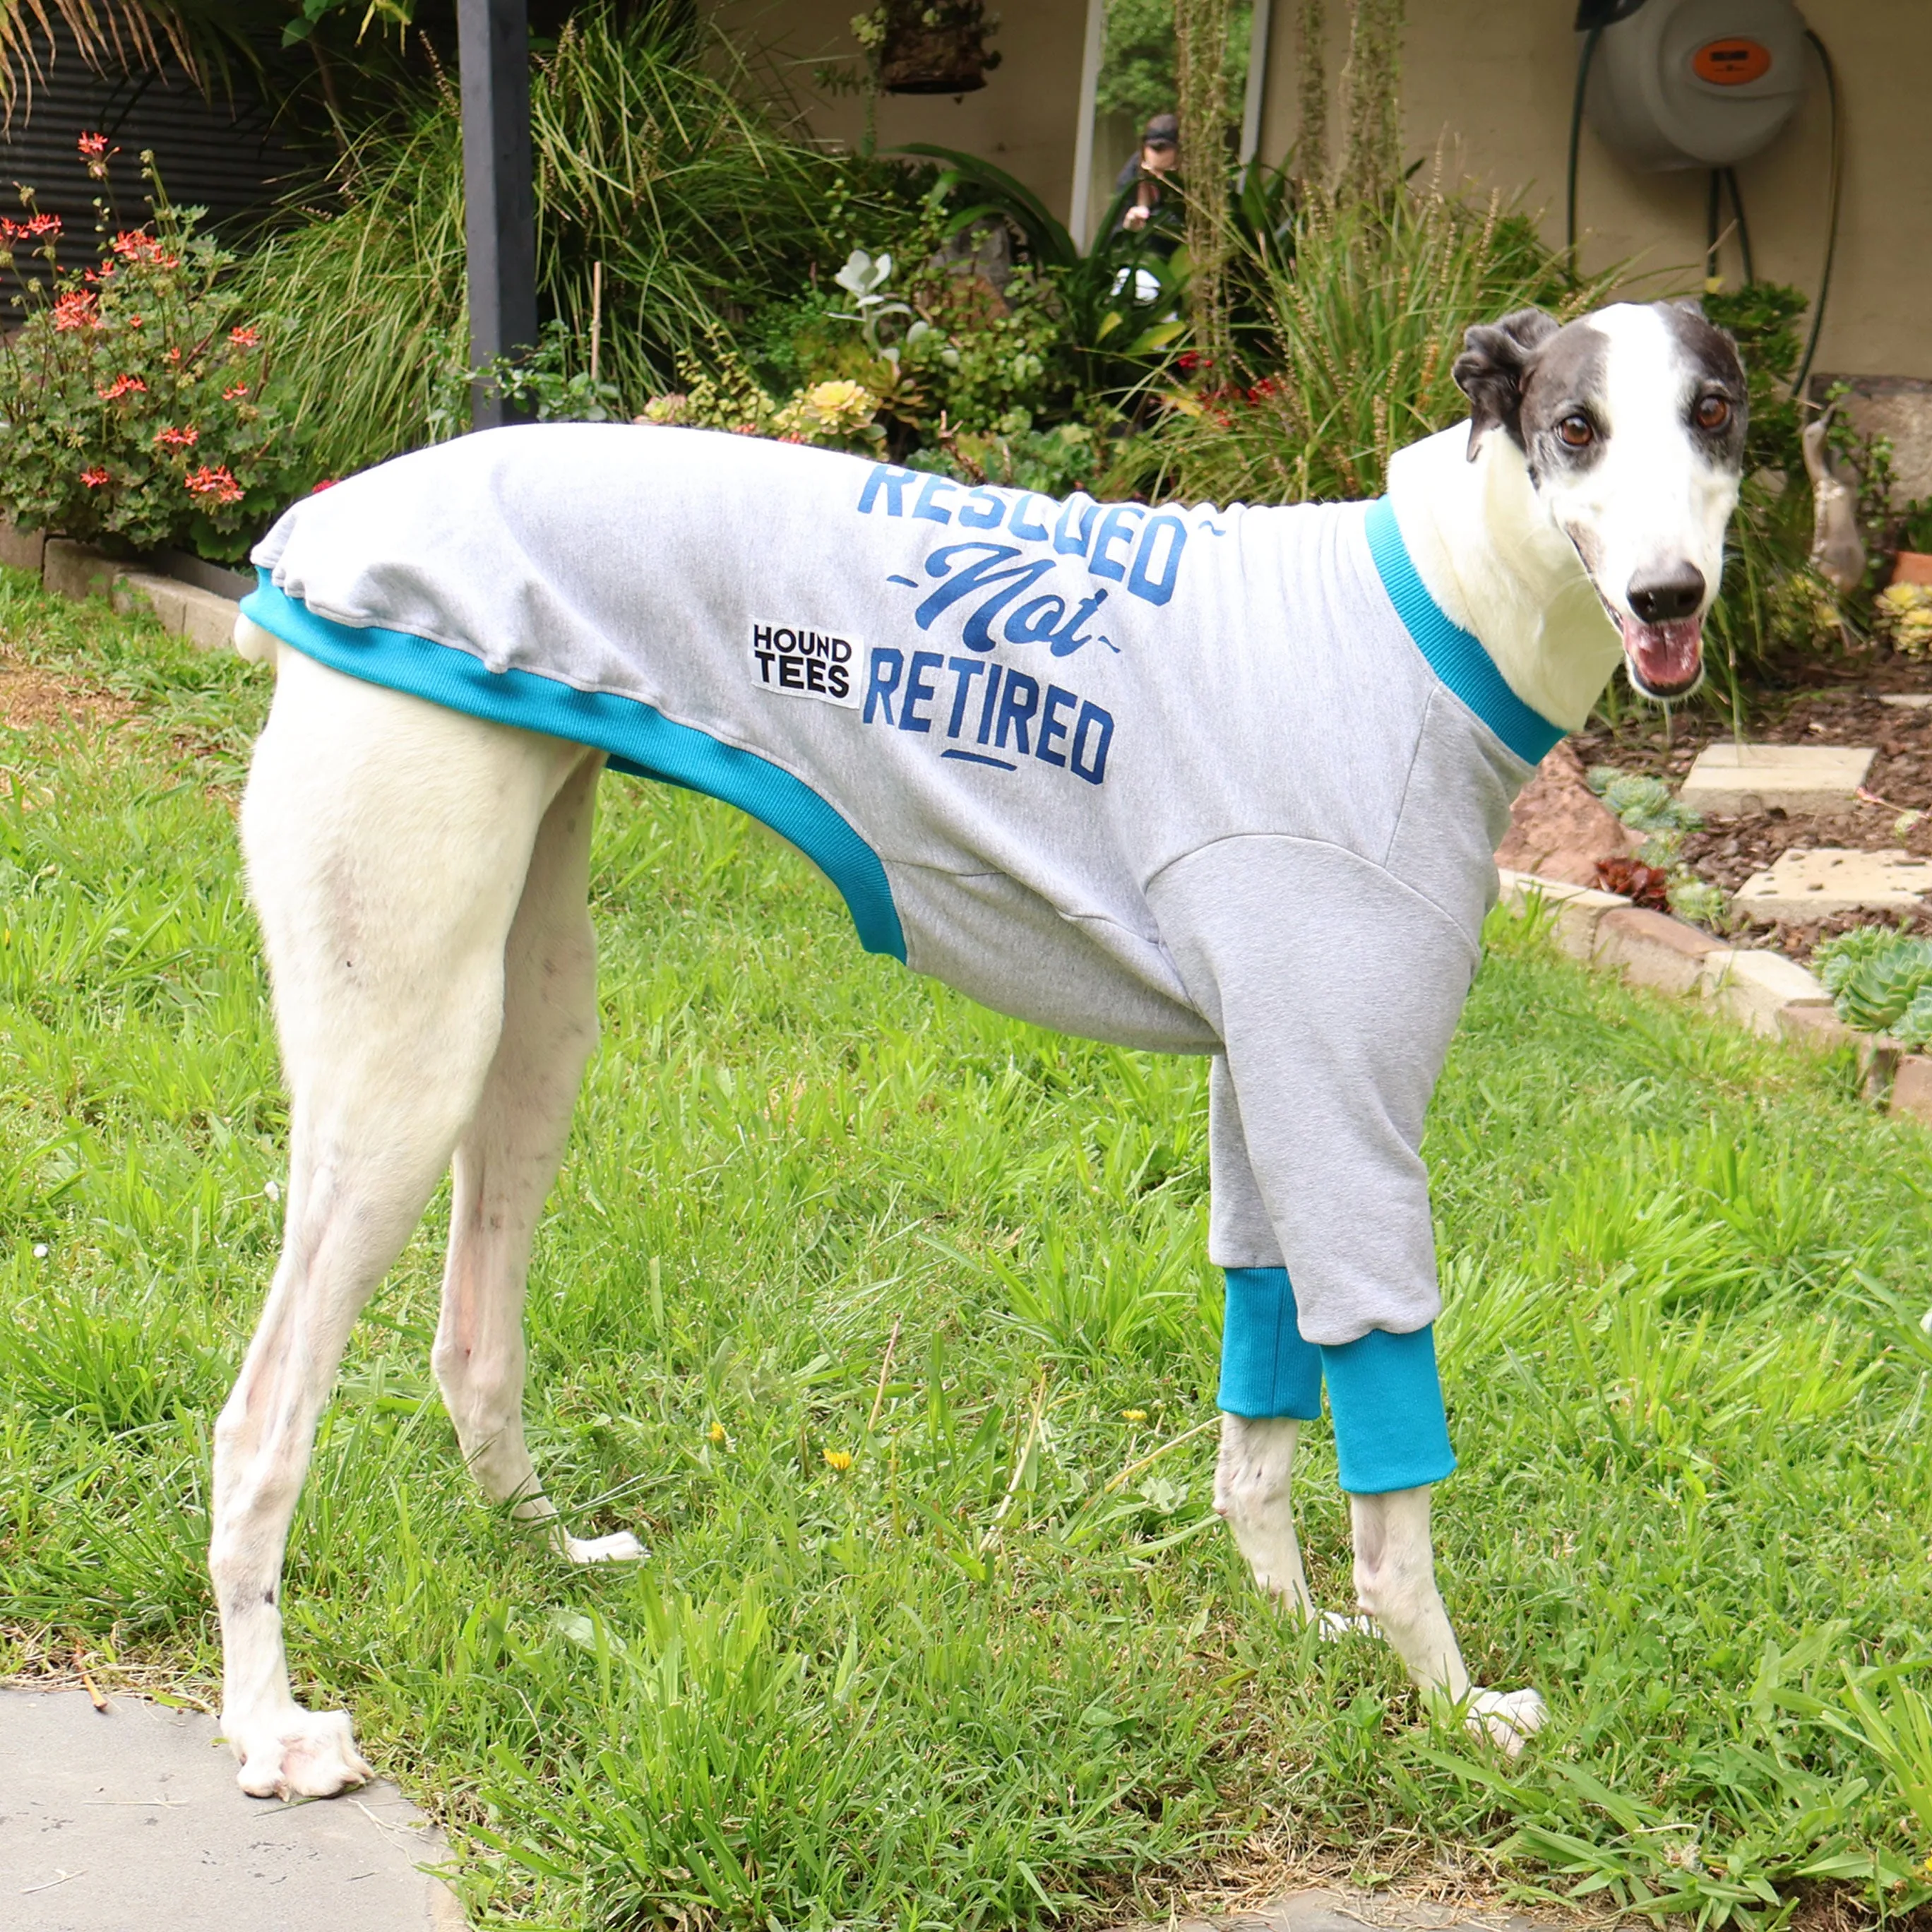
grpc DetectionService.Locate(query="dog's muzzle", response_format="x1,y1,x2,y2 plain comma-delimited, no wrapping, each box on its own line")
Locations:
1618,565,1706,700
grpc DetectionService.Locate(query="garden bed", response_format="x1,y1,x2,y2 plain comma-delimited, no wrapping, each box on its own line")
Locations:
1577,672,1932,961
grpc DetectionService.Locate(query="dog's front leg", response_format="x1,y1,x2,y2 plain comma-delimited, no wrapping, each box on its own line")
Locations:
1348,1484,1546,1753
1215,1414,1316,1615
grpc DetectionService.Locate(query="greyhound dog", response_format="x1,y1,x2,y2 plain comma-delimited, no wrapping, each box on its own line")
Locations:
213,300,1745,1799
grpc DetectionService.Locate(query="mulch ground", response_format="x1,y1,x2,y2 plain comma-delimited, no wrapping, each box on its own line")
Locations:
1574,656,1932,962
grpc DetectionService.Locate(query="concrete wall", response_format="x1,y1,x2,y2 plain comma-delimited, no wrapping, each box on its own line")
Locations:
708,0,1092,225
1256,1,1930,382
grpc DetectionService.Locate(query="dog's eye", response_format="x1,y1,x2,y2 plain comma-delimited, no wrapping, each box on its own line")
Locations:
1695,395,1732,431
1556,414,1594,448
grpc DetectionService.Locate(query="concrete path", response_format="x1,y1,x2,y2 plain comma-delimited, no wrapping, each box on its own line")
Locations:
0,1688,465,1931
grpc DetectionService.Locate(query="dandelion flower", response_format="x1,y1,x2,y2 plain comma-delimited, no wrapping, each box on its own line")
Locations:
707,1422,727,1445
1121,1409,1148,1424
823,1448,854,1472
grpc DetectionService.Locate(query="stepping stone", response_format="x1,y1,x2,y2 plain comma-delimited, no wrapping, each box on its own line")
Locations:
1679,741,1875,816
0,1688,464,1930
1732,847,1932,922
1881,693,1932,708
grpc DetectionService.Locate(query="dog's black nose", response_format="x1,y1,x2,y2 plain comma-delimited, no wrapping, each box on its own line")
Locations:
1627,566,1706,624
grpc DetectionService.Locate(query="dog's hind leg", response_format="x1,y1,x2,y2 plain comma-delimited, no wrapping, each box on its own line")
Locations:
430,748,640,1565
1348,1485,1547,1754
212,650,585,1799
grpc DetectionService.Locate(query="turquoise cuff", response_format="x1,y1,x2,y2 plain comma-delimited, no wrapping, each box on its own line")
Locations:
1218,1268,1323,1419
1320,1325,1456,1494
1218,1267,1455,1493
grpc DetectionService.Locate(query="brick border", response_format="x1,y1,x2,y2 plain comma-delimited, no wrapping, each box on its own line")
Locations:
1498,869,1932,1124
3,523,239,651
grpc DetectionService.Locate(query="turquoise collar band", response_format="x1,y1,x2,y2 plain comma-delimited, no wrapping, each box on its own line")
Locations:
1364,496,1565,767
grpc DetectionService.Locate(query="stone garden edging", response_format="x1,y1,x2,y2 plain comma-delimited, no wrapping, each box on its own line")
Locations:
1,520,242,652
1499,868,1932,1124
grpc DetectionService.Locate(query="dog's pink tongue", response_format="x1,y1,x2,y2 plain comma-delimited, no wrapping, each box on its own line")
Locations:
1621,615,1703,695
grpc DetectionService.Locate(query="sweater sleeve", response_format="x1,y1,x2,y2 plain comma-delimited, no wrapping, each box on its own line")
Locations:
1149,835,1479,1347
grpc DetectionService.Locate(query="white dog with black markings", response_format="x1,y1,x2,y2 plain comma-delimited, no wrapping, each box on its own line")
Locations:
213,300,1744,1799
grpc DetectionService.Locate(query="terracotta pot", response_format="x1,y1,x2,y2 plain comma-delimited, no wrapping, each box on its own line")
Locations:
1892,550,1932,587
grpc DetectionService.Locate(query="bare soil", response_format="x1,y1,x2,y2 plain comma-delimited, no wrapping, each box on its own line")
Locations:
0,653,133,733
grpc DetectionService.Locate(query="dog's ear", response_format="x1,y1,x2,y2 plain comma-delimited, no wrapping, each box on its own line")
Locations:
1453,308,1562,461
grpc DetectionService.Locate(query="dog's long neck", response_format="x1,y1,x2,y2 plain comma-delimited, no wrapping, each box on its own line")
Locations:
1385,427,1621,737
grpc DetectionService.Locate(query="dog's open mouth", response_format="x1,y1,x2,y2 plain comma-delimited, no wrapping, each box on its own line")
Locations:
1618,614,1703,700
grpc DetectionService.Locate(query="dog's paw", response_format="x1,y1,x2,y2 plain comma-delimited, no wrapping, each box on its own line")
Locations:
1316,1610,1378,1641
224,1705,372,1800
1464,1686,1548,1756
554,1527,648,1566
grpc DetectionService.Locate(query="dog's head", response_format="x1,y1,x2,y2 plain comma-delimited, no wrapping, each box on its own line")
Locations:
1453,300,1746,703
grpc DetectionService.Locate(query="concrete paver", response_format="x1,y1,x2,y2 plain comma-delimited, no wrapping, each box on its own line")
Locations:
1679,741,1875,816
1732,845,1932,921
0,1688,464,1931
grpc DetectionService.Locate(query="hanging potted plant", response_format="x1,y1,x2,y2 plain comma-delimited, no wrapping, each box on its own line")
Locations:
854,1,1002,95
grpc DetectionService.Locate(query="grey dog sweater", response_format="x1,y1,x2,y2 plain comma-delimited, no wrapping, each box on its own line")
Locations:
246,423,1560,1354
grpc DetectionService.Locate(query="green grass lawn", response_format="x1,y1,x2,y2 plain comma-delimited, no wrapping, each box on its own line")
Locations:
6,573,1932,1931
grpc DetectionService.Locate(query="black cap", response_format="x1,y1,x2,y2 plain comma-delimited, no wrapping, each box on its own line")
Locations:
1143,112,1178,148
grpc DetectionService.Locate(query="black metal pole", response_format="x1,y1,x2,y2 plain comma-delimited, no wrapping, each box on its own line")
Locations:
458,0,537,431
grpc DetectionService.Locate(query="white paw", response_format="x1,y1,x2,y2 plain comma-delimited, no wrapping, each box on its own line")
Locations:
224,1705,372,1800
1316,1610,1378,1641
554,1527,647,1566
1465,1686,1548,1755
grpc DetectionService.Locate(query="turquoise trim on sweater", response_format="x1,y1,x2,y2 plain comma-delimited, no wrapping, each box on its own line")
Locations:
1320,1324,1455,1494
1219,1267,1323,1419
242,575,907,963
1218,1266,1456,1493
1364,496,1565,768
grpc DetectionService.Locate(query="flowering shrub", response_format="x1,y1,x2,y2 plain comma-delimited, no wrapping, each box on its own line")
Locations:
0,140,307,561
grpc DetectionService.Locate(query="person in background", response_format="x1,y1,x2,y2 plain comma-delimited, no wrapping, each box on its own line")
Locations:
1115,111,1181,249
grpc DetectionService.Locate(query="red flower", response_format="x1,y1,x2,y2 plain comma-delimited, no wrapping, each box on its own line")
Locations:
222,383,248,401
79,466,111,489
51,290,100,333
184,464,243,505
228,326,260,347
97,374,147,401
1175,352,1201,372
110,230,179,269
126,314,143,328
154,424,199,451
311,479,338,492
77,132,112,180
20,213,59,239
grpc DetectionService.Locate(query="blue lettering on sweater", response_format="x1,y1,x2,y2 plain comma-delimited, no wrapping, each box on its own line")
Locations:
857,465,1193,638
861,645,1111,786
